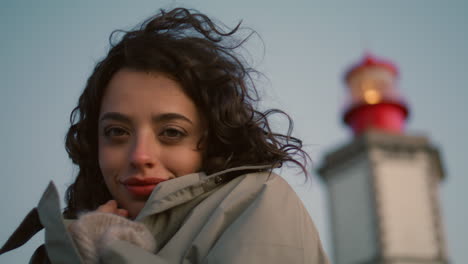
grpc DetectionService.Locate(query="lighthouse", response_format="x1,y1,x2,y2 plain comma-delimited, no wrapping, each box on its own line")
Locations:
318,54,449,264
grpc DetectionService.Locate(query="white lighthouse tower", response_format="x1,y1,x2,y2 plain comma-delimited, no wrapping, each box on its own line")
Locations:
318,54,449,264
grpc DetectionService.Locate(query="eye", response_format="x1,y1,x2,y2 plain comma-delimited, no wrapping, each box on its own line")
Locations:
159,128,186,142
104,126,129,140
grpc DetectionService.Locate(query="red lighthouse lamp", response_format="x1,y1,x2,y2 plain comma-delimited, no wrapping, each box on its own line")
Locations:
343,54,409,135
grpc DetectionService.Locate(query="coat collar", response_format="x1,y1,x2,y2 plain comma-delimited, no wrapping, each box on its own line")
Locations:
135,165,273,221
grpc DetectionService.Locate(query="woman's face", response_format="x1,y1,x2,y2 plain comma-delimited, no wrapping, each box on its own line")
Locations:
98,69,205,218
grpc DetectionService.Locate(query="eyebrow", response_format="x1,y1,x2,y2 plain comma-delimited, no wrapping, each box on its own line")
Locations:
99,112,193,124
99,112,131,124
153,113,193,124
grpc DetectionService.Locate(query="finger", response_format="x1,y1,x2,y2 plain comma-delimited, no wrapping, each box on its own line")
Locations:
116,208,129,218
106,200,118,208
97,200,118,213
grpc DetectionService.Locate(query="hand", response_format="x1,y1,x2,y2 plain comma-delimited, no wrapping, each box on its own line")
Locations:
96,200,129,218
68,208,156,264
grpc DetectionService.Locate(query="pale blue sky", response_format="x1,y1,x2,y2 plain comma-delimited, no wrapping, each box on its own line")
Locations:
1,1,467,263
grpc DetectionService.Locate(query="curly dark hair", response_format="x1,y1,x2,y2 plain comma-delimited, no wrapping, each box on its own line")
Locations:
63,8,310,218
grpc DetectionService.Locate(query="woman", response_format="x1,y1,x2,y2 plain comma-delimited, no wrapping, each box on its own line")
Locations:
1,8,329,264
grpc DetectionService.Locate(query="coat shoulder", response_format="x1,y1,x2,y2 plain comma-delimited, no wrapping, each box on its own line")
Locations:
205,170,330,263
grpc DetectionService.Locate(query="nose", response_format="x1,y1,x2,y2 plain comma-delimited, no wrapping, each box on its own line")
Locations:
129,132,158,171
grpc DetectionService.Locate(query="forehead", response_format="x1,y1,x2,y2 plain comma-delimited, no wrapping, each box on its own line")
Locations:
99,69,199,120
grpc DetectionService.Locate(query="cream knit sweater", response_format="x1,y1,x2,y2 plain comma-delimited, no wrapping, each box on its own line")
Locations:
68,212,156,264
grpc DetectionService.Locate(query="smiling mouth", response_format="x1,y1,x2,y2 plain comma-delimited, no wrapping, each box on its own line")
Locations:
125,184,158,197
122,178,167,197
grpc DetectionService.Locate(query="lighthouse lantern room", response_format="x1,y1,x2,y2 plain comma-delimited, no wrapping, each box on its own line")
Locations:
343,54,409,135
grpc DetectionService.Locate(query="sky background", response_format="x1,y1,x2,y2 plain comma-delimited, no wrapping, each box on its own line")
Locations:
1,0,467,263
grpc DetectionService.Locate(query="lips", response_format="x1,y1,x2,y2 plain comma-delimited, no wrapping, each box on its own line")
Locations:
122,177,167,197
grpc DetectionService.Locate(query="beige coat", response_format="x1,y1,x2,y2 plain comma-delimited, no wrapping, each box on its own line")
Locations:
2,166,329,263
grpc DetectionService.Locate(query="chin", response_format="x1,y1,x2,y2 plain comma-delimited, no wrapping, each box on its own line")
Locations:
126,201,146,219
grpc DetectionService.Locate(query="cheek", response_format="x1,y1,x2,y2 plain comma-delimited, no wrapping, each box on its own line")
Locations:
98,144,126,180
167,148,204,176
